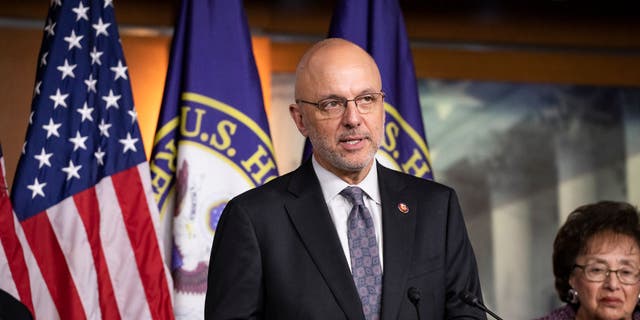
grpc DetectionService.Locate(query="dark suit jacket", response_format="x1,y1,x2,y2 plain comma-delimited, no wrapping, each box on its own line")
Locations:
205,161,486,320
0,289,33,320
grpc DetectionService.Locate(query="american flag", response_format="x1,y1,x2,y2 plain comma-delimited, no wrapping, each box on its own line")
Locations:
0,143,35,316
3,0,174,318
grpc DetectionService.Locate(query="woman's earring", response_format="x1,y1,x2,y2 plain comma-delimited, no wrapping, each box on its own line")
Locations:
568,288,579,304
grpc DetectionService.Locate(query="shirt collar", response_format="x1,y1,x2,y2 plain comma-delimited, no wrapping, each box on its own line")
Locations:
312,156,381,205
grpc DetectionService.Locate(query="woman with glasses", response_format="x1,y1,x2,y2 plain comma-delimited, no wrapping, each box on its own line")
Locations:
538,201,640,320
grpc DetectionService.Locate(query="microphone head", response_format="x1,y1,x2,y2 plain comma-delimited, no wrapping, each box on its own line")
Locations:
407,287,421,304
458,291,503,320
458,290,479,306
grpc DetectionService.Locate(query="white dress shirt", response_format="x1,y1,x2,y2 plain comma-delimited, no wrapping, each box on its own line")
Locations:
312,157,384,271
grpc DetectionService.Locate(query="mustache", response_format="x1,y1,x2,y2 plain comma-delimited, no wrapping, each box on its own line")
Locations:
338,130,370,140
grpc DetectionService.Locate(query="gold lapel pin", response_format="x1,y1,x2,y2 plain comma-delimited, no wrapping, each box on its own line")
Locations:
397,202,409,214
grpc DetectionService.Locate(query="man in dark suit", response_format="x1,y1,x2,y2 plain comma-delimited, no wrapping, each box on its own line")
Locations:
204,38,486,320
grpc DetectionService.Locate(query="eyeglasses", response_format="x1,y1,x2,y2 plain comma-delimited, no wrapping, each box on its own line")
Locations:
296,92,385,119
574,263,640,285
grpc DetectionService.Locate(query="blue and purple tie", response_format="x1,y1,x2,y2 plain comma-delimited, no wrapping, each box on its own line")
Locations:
341,186,382,320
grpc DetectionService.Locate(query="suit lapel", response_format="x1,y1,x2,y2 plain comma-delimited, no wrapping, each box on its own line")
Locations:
285,161,364,320
378,165,417,320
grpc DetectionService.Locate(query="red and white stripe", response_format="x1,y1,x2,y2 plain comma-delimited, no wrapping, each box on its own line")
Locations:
2,163,173,319
0,199,36,314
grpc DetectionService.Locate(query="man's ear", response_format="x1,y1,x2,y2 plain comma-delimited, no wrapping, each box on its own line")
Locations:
289,103,308,137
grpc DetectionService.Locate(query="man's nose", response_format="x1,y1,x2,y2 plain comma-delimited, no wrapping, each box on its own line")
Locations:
341,100,361,126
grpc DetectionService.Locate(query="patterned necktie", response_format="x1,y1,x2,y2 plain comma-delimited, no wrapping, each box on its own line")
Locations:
340,186,382,320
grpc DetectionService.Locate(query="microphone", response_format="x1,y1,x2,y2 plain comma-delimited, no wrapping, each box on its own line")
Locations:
458,290,503,320
407,287,421,320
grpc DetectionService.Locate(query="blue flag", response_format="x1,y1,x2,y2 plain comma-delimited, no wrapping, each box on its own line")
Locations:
329,0,434,179
149,0,278,317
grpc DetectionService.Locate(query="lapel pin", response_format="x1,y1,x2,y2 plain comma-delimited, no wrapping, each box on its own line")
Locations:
397,202,409,214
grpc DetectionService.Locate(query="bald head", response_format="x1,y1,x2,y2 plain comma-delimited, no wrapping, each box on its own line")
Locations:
288,38,385,183
294,38,382,100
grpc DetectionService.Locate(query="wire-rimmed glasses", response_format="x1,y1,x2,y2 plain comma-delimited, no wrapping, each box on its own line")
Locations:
296,92,385,119
574,263,640,285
